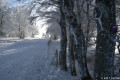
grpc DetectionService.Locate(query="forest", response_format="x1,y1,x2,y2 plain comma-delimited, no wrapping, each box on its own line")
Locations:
0,0,120,80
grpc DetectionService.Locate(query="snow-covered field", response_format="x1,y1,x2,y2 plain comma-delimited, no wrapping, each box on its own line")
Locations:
0,38,79,80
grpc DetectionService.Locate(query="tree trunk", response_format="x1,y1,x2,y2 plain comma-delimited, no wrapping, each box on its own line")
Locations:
94,0,116,79
51,50,59,67
75,27,92,80
59,0,67,71
0,12,4,36
69,29,77,76
85,3,90,55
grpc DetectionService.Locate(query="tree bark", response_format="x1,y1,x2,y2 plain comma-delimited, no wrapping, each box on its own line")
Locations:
69,30,77,76
0,12,4,36
59,0,67,71
75,26,92,80
94,0,116,79
85,3,90,55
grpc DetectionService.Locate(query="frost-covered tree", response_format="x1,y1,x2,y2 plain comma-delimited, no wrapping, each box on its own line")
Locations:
0,0,8,36
30,0,60,39
62,0,92,79
94,0,116,79
3,6,38,38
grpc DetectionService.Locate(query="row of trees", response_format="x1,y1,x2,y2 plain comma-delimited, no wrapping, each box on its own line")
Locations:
46,0,117,80
0,0,38,38
17,0,119,80
59,0,92,79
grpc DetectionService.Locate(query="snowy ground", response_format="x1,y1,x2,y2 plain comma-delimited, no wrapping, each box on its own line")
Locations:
0,38,79,80
0,38,120,80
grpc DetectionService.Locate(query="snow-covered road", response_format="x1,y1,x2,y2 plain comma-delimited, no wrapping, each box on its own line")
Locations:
0,39,79,80
0,39,48,80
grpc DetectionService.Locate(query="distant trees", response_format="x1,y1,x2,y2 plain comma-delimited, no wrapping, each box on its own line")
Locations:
0,0,8,36
7,6,38,38
29,0,60,39
0,1,38,38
